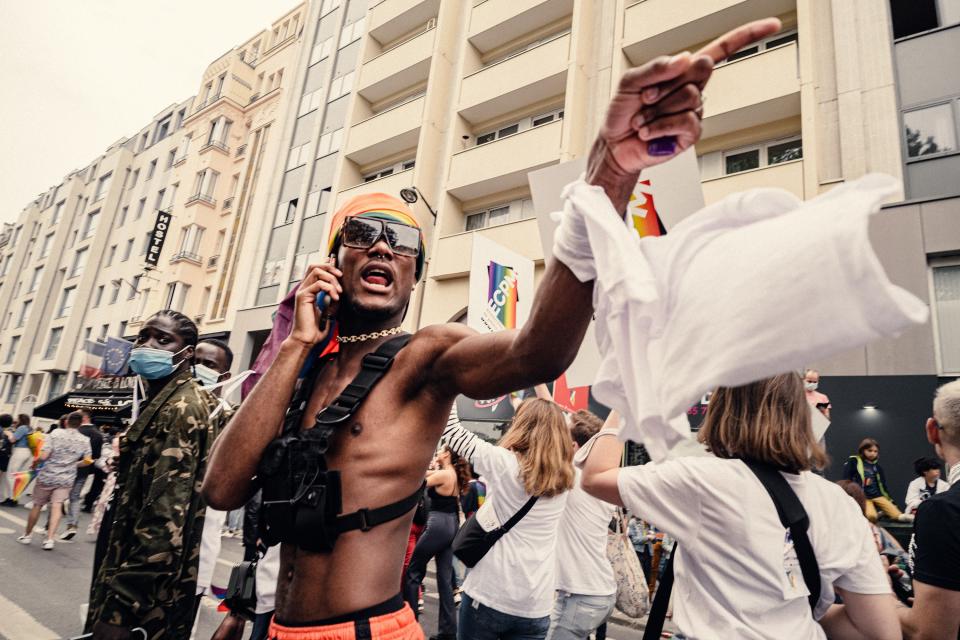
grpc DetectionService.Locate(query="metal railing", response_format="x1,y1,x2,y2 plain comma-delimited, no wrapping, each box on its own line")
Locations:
170,250,202,265
200,139,229,154
185,193,216,207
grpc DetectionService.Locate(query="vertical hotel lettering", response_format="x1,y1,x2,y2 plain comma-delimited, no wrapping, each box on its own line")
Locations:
482,261,519,332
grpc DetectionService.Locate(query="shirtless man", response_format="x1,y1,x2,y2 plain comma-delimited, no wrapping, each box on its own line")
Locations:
202,18,781,639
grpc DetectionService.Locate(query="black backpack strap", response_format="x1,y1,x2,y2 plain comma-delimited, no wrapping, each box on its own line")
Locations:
642,545,675,640
499,496,538,534
315,334,412,427
743,459,821,613
335,481,426,533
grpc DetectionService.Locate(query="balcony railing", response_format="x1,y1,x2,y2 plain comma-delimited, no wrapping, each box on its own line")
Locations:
223,197,234,210
170,250,202,265
185,193,217,207
208,255,220,268
173,154,188,166
200,140,230,155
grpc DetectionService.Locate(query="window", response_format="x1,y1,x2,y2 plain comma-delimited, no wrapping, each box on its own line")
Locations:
109,281,121,304
177,224,205,256
155,188,166,212
136,197,146,219
146,159,157,180
932,262,960,374
83,327,92,343
720,29,799,64
16,300,31,328
174,108,186,130
154,115,172,143
28,267,42,293
52,200,65,224
141,231,151,256
163,282,191,311
57,286,76,317
464,197,536,231
890,0,960,39
310,37,334,65
316,129,343,157
44,327,62,360
5,373,20,399
904,103,957,158
39,232,53,258
712,136,804,176
176,135,191,163
105,244,116,267
93,172,112,202
81,210,100,239
123,238,134,261
340,17,365,48
328,72,355,101
166,149,176,169
475,110,563,146
93,285,105,307
99,324,110,341
128,275,141,300
118,321,128,337
207,116,232,146
362,158,415,182
47,373,65,400
70,247,88,278
321,0,340,16
129,169,140,189
275,199,298,227
118,206,128,227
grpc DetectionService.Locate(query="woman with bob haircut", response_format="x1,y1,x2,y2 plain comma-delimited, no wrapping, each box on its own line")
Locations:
442,398,575,640
581,372,900,640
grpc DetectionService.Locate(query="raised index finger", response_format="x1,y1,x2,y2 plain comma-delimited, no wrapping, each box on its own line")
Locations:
695,18,783,64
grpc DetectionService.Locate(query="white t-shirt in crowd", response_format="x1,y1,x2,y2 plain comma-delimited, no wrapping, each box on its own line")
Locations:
617,457,890,640
255,545,281,614
196,508,227,594
555,469,617,596
461,443,568,618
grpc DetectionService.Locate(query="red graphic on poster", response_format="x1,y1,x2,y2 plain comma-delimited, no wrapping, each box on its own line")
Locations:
629,180,667,239
553,373,590,413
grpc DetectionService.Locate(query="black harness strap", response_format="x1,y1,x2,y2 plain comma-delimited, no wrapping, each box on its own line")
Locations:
335,482,425,533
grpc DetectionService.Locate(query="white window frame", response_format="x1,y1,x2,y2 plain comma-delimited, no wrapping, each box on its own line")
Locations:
929,256,960,375
70,247,88,278
362,158,415,183
475,108,564,146
720,135,803,176
464,197,536,231
717,29,799,67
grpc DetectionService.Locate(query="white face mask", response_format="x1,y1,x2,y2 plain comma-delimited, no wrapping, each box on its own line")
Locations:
194,363,224,388
804,381,818,391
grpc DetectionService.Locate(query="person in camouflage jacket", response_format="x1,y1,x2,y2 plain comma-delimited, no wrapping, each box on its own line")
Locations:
86,310,223,640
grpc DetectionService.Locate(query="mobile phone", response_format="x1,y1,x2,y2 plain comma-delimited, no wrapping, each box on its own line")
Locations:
317,253,337,330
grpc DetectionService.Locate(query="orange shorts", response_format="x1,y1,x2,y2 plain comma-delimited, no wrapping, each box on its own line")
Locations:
268,600,423,640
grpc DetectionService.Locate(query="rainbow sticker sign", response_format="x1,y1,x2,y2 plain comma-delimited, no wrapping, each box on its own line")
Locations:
628,179,666,239
482,261,519,332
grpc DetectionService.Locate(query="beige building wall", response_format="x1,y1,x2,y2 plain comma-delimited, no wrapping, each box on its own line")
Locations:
0,3,308,417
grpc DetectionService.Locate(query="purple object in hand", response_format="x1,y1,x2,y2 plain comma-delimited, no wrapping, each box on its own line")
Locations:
648,137,677,156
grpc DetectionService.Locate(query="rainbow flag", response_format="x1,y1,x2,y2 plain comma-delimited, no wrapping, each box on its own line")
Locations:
628,180,667,239
485,261,519,330
11,470,36,501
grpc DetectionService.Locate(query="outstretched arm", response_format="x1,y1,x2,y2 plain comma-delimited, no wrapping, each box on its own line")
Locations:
431,19,781,400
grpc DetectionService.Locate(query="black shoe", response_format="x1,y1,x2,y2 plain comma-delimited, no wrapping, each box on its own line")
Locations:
0,499,18,507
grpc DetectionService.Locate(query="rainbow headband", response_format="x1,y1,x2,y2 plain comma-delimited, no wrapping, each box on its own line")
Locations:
327,193,426,278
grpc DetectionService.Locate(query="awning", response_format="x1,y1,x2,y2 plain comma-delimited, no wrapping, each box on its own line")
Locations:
32,390,133,421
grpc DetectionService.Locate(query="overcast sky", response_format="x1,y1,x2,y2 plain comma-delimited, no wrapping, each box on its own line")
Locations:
0,1,300,225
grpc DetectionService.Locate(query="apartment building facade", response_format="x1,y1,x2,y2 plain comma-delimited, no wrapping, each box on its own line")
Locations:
0,4,307,416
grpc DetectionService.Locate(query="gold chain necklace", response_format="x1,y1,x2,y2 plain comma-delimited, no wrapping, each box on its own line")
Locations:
336,326,404,343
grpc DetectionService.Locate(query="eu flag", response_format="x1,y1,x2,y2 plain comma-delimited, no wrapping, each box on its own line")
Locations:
102,337,133,376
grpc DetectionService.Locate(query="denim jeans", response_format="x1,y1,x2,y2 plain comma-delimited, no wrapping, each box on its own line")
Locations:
459,593,550,640
545,591,616,640
65,468,90,527
404,510,458,636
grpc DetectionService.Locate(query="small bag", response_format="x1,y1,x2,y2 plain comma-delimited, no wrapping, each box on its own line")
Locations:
223,558,258,621
606,511,650,618
453,496,537,568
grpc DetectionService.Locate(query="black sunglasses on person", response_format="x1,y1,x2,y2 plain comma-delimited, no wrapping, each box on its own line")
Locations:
341,216,420,257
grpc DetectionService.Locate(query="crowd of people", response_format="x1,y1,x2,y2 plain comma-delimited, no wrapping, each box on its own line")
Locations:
2,16,959,640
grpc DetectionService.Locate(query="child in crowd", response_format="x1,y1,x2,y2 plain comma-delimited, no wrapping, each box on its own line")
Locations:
904,456,949,514
843,438,912,523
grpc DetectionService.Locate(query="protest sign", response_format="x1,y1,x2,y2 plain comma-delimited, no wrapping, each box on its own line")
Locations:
467,234,535,334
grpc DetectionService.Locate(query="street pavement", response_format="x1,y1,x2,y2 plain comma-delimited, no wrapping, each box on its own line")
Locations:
0,502,656,639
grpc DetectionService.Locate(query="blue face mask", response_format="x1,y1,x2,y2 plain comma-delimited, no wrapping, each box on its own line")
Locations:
128,346,190,380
